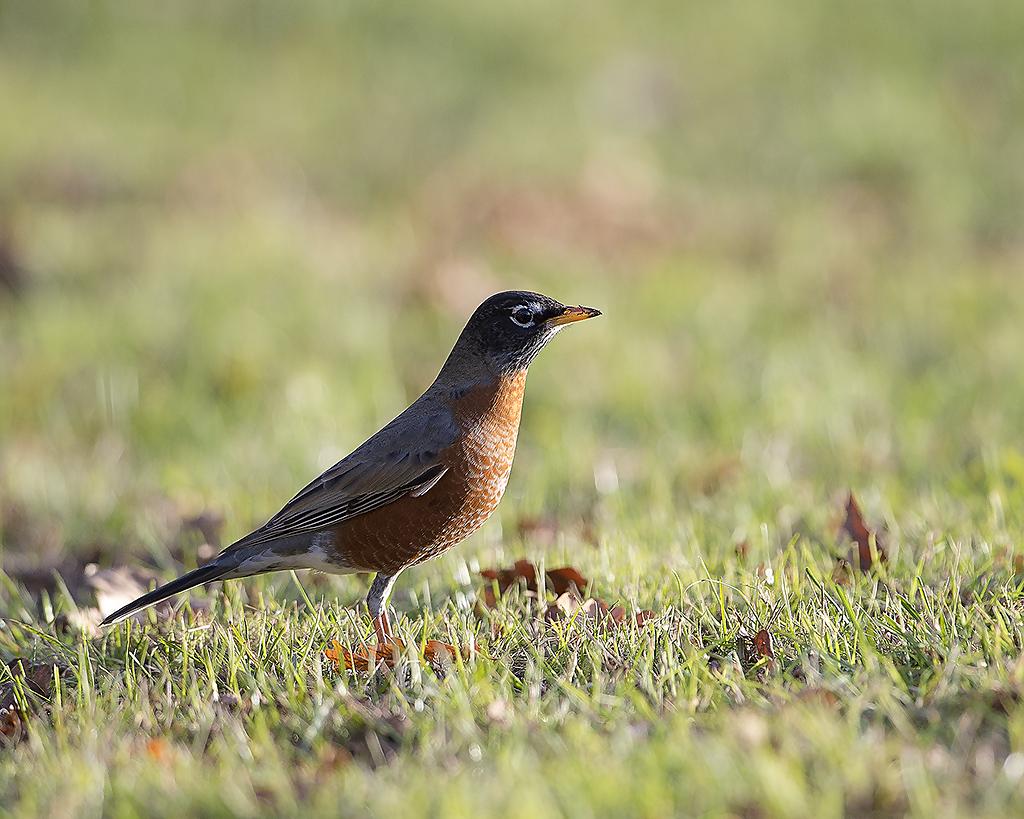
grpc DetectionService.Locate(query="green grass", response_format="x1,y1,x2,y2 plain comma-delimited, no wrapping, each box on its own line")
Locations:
3,0,1024,816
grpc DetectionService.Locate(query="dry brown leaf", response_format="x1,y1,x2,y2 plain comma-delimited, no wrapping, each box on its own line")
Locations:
479,559,538,595
634,610,656,628
754,629,774,660
325,639,476,674
544,591,581,622
325,640,409,673
544,592,653,634
831,557,853,585
736,615,780,679
546,566,588,596
840,491,887,571
478,558,653,633
1,659,57,709
478,559,589,604
0,659,61,747
580,597,611,626
479,586,498,610
0,707,25,746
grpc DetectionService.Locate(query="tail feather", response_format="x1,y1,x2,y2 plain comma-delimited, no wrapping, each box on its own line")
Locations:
100,562,231,626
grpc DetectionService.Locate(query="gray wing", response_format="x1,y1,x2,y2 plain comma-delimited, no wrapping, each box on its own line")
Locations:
227,394,457,551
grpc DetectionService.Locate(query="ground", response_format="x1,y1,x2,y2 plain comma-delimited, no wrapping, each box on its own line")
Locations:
2,1,1024,816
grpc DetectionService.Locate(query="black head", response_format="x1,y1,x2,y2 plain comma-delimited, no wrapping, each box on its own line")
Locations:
446,291,601,378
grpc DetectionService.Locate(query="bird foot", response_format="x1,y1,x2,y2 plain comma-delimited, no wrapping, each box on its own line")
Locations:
325,638,479,673
325,639,406,672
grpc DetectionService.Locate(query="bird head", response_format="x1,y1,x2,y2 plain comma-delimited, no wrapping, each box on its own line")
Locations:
447,291,601,379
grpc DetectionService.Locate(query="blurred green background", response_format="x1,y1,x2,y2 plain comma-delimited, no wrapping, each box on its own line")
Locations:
2,0,1024,587
5,3,1024,816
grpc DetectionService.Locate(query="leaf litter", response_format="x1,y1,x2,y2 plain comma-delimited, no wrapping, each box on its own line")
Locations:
0,658,64,747
837,490,888,576
326,558,654,675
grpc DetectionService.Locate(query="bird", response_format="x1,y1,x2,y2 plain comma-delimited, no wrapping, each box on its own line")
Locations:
101,291,601,646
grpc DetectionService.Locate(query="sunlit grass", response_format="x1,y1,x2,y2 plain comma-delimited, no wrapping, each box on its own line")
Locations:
3,0,1024,816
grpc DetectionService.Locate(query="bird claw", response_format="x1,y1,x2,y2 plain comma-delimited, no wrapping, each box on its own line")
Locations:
325,638,481,673
324,639,405,672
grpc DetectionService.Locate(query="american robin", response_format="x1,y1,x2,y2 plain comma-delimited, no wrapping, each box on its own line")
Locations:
101,291,600,644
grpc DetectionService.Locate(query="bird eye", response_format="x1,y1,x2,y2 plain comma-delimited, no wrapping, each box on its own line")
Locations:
510,307,535,328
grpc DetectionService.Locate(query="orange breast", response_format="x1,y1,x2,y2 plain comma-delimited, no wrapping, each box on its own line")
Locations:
332,371,527,575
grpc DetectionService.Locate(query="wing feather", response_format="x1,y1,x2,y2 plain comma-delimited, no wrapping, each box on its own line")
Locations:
225,394,457,552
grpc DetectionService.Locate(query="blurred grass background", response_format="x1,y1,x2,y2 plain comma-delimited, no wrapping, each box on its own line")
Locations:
2,0,1024,814
3,0,1023,573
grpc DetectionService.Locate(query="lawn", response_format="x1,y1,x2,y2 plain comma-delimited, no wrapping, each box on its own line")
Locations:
3,1,1024,816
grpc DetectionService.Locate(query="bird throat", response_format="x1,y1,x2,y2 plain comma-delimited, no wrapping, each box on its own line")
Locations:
449,369,528,447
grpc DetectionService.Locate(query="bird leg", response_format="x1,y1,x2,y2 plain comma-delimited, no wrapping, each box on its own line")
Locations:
367,572,398,645
374,609,393,644
325,570,469,670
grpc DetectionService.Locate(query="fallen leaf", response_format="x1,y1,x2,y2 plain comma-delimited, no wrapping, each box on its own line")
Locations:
754,629,774,659
543,592,653,634
544,591,579,622
325,640,408,673
325,639,475,674
831,557,853,585
546,566,588,596
0,659,61,747
479,559,538,595
544,592,614,632
477,558,654,633
736,606,782,680
840,491,887,570
1,659,57,709
634,610,656,627
0,707,25,746
479,586,498,609
478,560,589,603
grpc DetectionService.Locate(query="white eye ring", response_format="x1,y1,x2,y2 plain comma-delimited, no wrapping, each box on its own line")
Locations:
510,307,535,328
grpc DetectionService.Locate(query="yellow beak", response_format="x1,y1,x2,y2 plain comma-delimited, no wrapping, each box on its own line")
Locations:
545,304,602,327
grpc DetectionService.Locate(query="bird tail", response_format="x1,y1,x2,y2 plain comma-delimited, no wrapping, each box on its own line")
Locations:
100,560,234,626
